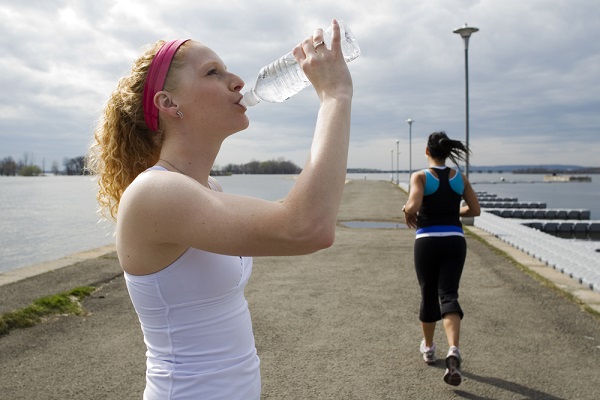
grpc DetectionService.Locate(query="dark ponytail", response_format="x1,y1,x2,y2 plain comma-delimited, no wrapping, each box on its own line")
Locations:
427,131,470,166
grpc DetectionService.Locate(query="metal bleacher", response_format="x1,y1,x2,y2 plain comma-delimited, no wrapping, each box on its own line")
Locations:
475,192,600,292
478,193,597,240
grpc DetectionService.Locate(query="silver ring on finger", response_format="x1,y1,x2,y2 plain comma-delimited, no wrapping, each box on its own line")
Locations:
313,41,325,50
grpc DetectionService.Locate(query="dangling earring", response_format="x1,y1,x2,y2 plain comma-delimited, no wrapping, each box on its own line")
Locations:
176,110,183,119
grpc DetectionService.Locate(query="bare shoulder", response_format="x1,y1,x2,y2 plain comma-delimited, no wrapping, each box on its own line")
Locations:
121,170,206,210
116,170,213,274
117,170,214,240
411,170,426,185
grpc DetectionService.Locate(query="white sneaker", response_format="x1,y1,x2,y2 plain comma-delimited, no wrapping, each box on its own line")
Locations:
419,339,436,365
443,346,462,386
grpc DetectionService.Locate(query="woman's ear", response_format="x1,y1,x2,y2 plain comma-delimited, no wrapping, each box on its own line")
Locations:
154,91,179,118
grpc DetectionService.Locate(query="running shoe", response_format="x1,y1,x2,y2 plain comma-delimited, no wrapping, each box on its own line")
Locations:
419,339,436,365
443,346,462,386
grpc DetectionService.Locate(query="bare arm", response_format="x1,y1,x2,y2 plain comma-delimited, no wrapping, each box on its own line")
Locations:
460,175,481,217
403,171,424,229
117,20,352,267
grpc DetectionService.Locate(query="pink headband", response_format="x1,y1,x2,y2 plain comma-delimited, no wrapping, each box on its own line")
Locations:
143,39,190,132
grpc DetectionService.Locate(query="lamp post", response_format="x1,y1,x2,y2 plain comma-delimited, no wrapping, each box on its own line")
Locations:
395,140,400,185
453,23,478,178
390,148,394,182
406,118,414,184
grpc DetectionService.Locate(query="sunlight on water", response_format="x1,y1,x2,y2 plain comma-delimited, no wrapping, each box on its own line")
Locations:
1,173,597,273
0,176,115,273
0,175,296,273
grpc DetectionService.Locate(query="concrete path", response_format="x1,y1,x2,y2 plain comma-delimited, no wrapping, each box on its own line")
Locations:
1,179,599,399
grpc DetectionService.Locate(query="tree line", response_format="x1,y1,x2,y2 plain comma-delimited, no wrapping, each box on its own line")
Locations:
0,155,301,177
0,155,86,176
512,166,600,174
216,159,301,175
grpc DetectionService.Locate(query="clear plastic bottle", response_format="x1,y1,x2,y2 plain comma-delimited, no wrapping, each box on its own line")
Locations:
240,21,360,107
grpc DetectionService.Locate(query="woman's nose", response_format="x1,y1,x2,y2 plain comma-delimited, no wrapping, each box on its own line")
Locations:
230,73,244,92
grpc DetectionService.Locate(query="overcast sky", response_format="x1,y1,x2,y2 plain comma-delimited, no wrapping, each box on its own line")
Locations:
1,0,598,171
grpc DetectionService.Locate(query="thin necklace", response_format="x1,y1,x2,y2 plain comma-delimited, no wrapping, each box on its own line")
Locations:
159,159,214,190
158,159,185,174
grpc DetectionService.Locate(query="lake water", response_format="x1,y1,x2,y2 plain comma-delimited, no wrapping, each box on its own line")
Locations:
0,174,297,273
365,172,600,218
1,173,598,273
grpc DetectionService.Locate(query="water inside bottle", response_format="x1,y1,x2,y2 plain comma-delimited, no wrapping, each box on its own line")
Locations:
241,21,360,107
255,53,311,103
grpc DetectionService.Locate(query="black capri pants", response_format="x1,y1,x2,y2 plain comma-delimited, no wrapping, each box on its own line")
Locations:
414,235,467,322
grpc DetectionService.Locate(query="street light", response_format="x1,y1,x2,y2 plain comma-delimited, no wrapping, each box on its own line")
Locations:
406,118,414,185
396,140,400,185
453,23,478,178
390,148,394,182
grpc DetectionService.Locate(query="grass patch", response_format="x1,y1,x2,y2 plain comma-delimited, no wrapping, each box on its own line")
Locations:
0,286,95,336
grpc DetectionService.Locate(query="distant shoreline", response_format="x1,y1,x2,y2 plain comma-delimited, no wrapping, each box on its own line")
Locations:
348,169,600,175
471,179,592,185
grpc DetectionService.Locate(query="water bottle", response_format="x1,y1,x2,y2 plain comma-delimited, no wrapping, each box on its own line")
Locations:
240,21,360,107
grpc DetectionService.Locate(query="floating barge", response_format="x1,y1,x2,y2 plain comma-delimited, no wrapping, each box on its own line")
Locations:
543,174,592,182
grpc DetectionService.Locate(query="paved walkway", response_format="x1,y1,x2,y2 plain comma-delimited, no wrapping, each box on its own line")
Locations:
1,179,599,399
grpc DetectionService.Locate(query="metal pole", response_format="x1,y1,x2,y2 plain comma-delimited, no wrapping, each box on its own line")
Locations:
390,148,394,182
396,140,400,185
406,118,414,182
409,123,412,179
453,23,478,179
464,45,470,178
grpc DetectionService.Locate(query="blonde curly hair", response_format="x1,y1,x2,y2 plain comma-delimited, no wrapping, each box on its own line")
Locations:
87,40,189,220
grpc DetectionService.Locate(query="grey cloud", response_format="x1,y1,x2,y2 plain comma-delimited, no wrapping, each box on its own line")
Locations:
0,0,598,170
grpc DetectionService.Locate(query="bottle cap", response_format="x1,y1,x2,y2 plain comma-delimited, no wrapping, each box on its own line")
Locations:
240,90,260,107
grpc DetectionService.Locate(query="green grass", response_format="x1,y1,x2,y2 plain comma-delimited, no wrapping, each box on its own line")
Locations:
0,286,95,336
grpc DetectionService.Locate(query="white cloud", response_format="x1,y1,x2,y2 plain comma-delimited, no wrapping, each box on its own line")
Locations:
0,0,599,169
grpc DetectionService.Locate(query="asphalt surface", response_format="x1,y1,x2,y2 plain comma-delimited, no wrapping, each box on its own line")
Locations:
1,179,599,399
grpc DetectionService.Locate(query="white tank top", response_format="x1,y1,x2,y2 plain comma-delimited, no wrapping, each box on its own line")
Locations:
124,168,260,399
